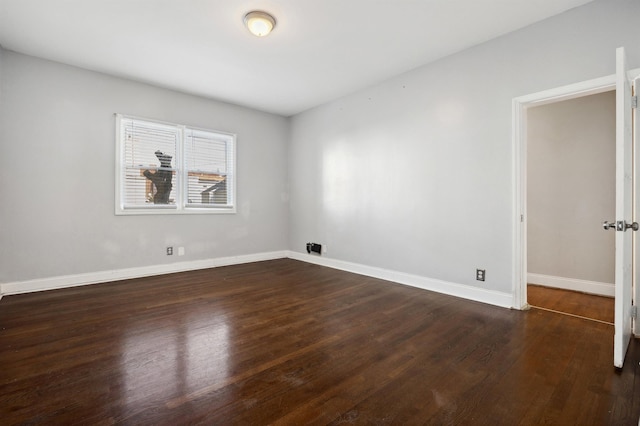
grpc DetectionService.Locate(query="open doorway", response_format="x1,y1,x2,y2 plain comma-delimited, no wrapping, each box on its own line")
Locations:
526,91,616,324
514,53,640,368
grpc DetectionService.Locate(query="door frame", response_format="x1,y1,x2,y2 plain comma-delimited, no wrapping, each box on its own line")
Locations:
512,71,639,318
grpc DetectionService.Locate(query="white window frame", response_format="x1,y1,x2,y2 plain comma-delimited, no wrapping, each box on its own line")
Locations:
115,114,236,215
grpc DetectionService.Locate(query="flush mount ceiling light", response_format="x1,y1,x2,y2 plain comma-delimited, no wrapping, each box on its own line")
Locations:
243,11,276,37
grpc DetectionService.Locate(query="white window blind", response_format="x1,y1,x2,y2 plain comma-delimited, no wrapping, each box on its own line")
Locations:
120,117,178,209
116,115,236,215
184,128,235,208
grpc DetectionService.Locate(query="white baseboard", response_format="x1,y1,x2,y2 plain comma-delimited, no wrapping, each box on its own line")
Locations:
287,251,513,309
0,251,288,296
1,250,514,310
527,273,614,297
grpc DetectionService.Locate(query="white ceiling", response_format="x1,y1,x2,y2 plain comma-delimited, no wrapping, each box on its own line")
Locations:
0,0,594,116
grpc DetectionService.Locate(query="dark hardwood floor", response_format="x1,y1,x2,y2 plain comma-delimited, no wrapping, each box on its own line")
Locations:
527,284,615,324
1,259,639,425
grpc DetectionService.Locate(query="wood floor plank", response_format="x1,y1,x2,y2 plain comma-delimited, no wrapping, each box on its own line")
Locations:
1,259,638,425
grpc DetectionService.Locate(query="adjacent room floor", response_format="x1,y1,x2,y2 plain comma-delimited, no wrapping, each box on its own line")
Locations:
527,284,615,324
1,259,638,425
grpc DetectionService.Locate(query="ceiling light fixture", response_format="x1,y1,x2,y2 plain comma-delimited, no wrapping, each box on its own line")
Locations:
243,11,276,37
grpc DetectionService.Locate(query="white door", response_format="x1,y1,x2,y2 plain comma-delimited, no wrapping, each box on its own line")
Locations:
612,46,635,368
636,75,640,339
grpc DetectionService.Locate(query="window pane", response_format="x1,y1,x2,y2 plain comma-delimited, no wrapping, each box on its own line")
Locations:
185,129,233,208
121,118,178,207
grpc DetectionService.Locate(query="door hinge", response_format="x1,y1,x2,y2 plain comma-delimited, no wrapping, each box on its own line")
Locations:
632,305,638,319
520,214,524,223
632,95,638,109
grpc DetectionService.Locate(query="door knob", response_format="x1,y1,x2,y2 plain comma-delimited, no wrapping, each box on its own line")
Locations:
626,221,639,231
602,220,639,231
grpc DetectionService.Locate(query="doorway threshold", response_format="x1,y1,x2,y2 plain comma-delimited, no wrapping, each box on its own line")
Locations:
529,304,614,326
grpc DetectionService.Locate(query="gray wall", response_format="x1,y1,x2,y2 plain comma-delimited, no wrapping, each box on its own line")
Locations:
527,92,615,284
288,0,640,294
0,49,289,283
0,46,3,104
2,0,639,299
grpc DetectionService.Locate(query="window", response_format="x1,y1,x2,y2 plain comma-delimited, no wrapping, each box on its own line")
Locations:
115,114,235,214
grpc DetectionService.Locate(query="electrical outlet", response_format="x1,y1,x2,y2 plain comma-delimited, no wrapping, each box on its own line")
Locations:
476,269,485,282
167,246,173,256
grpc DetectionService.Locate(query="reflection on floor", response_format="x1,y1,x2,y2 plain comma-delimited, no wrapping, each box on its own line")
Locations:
1,262,638,424
527,284,614,324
